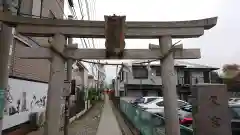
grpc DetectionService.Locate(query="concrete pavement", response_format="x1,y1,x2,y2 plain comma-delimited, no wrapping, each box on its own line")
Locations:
96,95,122,135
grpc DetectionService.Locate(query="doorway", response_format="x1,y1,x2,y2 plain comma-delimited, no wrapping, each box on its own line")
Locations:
142,90,148,96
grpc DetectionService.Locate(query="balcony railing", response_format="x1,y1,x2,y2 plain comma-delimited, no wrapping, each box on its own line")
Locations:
178,77,204,85
120,100,193,135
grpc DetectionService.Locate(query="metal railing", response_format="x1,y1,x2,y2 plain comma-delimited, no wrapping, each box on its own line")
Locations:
120,100,193,135
178,77,205,85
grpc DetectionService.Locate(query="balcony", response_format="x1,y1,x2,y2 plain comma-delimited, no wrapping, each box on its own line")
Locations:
178,77,204,86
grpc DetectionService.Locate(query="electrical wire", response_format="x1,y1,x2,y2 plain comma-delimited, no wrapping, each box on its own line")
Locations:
70,0,98,76
55,0,68,19
84,0,91,20
77,0,85,19
83,0,97,69
81,60,124,65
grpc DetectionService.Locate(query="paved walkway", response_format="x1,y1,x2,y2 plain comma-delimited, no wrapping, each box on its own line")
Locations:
96,95,122,135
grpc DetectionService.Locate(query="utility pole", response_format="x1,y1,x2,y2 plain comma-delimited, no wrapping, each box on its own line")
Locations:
116,65,118,96
97,64,100,93
0,1,13,135
64,15,74,135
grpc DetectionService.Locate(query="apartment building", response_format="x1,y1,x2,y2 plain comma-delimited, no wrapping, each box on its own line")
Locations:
114,61,218,101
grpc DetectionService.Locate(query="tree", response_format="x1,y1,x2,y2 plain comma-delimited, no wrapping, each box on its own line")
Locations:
222,64,240,79
210,71,222,83
221,64,240,92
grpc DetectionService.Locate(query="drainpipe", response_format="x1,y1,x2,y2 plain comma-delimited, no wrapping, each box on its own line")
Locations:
40,0,43,18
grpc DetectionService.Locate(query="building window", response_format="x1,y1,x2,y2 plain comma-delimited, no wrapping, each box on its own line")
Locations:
9,44,13,56
132,66,148,79
120,71,124,82
155,68,161,76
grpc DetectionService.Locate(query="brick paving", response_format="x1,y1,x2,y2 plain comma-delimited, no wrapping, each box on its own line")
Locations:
27,101,104,135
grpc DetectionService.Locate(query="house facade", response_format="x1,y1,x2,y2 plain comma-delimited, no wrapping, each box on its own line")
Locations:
98,64,106,89
1,0,65,83
88,74,96,88
113,61,218,101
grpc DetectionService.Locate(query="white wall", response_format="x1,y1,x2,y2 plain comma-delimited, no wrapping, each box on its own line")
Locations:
3,78,48,130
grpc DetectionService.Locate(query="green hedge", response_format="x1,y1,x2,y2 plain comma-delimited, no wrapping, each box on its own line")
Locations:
87,88,103,104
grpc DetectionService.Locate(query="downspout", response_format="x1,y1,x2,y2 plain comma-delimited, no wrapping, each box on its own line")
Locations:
40,0,43,18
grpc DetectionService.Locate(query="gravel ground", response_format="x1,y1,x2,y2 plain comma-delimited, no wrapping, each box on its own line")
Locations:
68,101,104,135
28,101,104,135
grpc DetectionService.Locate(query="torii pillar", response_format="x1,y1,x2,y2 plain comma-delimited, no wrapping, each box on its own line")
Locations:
44,34,66,135
159,36,180,135
0,2,13,135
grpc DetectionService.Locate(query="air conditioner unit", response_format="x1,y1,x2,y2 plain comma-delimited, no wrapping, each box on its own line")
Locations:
29,109,46,129
36,110,46,127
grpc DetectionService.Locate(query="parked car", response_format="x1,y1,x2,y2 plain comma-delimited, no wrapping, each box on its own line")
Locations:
131,96,163,106
178,104,193,127
229,98,240,104
230,103,240,135
138,98,189,116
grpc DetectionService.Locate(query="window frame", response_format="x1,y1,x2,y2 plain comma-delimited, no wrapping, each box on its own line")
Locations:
146,98,158,104
120,70,124,82
132,66,148,79
134,97,145,104
231,107,240,119
155,68,161,76
156,101,164,107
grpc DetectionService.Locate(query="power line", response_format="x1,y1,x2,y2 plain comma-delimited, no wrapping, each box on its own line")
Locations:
77,0,85,19
84,0,91,20
70,0,98,76
55,0,68,18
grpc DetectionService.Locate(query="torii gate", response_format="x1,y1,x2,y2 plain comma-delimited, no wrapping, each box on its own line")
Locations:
0,8,217,135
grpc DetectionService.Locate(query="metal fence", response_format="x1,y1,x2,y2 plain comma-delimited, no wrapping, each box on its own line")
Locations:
120,100,193,135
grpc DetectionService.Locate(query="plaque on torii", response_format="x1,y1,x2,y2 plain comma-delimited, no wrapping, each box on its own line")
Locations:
104,14,126,58
0,11,219,135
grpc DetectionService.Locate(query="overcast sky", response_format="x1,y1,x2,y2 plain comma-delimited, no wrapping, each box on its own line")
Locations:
67,0,239,83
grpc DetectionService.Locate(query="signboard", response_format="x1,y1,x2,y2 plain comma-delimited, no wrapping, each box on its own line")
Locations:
191,84,232,135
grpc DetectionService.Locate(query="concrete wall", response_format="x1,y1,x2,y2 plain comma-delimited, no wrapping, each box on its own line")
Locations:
3,78,48,130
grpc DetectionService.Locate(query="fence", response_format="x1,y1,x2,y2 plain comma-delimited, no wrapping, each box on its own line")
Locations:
120,99,193,135
69,87,86,118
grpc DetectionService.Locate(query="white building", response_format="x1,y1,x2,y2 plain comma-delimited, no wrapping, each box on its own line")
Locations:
97,64,106,89
113,60,218,101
